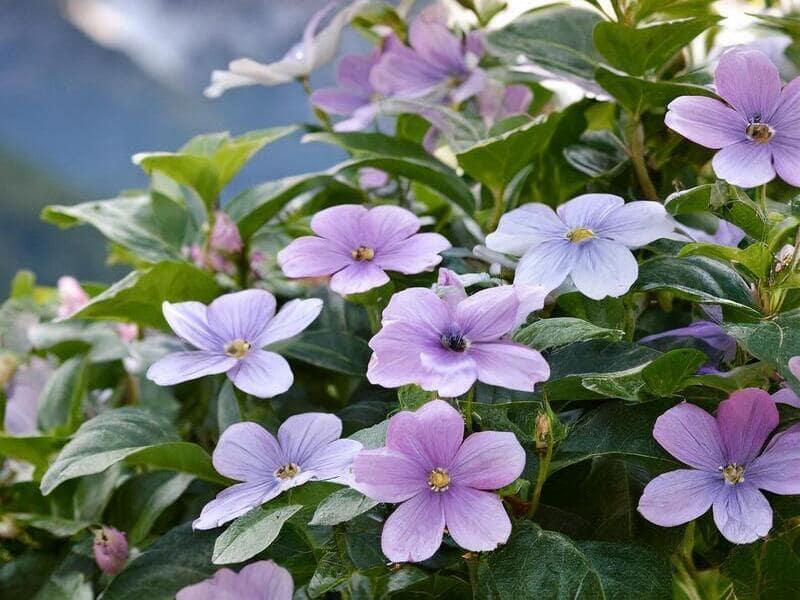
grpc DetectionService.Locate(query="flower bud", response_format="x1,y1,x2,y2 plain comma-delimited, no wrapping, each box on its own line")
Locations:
93,526,129,575
211,211,243,254
535,412,551,452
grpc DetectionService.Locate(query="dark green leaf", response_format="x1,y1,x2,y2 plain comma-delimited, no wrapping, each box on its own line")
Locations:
515,317,625,351
721,530,800,600
641,348,707,395
212,504,303,564
37,356,87,435
277,329,370,376
595,65,717,113
309,487,379,527
563,130,629,178
216,380,241,434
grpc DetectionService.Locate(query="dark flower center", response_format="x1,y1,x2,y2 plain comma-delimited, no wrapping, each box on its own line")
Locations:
351,246,375,261
567,227,595,243
224,338,251,359
441,331,469,352
746,122,775,144
721,463,745,485
427,467,451,492
275,463,301,480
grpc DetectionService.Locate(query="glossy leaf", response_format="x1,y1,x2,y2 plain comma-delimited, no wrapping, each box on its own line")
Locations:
212,504,303,564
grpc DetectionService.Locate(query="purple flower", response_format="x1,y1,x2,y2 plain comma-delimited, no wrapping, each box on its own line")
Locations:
93,526,129,575
638,389,800,544
277,205,450,296
680,218,746,247
352,400,524,562
176,560,293,600
194,414,361,529
57,276,89,318
3,357,52,435
146,290,322,398
210,212,243,254
486,194,676,300
639,320,737,365
358,167,390,190
366,280,550,397
665,47,800,188
476,82,533,127
772,386,800,408
370,6,487,104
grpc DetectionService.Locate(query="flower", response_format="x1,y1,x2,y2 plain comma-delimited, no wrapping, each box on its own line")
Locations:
193,414,361,529
366,279,549,397
57,276,90,318
93,526,129,575
3,356,53,435
277,205,450,296
639,320,737,366
146,290,322,398
352,400,524,562
370,5,487,104
638,388,800,544
210,212,243,254
476,82,533,127
665,47,800,188
358,167,390,189
680,218,745,247
204,1,368,97
485,194,675,300
176,561,293,600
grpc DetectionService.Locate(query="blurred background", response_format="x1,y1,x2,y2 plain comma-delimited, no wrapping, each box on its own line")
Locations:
0,0,361,291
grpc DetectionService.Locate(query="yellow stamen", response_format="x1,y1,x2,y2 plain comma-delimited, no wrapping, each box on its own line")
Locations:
746,122,774,144
721,463,745,485
275,463,301,480
567,227,595,243
351,246,375,261
224,339,251,359
428,467,451,492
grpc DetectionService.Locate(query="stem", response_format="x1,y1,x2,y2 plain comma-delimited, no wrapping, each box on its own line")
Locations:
299,76,332,130
627,115,659,201
461,386,475,432
487,184,506,232
757,183,768,214
366,305,382,335
528,396,553,519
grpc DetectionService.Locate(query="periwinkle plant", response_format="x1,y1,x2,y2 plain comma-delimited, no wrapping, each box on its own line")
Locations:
6,2,800,599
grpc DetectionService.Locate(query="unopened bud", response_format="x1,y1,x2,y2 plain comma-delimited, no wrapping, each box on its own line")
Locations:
535,412,551,452
93,526,129,575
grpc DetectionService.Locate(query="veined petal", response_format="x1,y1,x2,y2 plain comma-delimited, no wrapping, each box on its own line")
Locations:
653,402,726,470
227,350,293,398
451,68,488,103
470,341,550,392
595,201,675,248
556,194,624,230
381,492,445,563
162,301,222,351
637,469,719,527
418,346,477,397
456,286,518,341
665,96,747,149
278,412,343,465
747,424,800,494
192,480,281,530
176,560,293,600
337,53,377,93
146,352,235,386
304,438,362,483
374,233,450,274
450,431,525,490
206,290,277,344
385,399,464,470
334,103,379,132
409,18,464,73
712,482,772,544
277,236,352,278
717,388,778,465
361,205,421,249
310,204,368,247
330,262,390,295
443,486,511,552
514,240,576,292
255,298,323,347
770,139,800,187
352,448,428,502
485,203,567,257
310,88,369,115
714,47,781,120
379,287,451,332
711,141,776,188
366,323,429,389
569,239,638,300
213,422,284,481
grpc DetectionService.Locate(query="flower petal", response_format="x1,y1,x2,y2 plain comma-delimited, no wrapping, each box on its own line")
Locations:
469,341,550,392
772,387,800,408
443,486,511,552
146,352,235,386
556,194,624,230
450,431,525,490
747,424,800,494
352,448,428,502
665,96,747,149
330,262,390,295
790,356,800,380
380,288,451,332
568,239,638,300
712,483,772,544
179,561,294,600
213,422,284,481
278,412,343,465
717,388,778,465
653,402,726,470
277,236,353,278
311,88,369,115
361,205,421,249
254,298,323,347
192,480,281,530
387,400,465,470
227,350,293,398
456,286,518,341
712,141,776,188
637,469,719,527
595,201,675,248
304,438,363,483
374,233,450,274
514,240,576,292
367,323,428,389
206,290,277,343
485,203,567,257
418,346,478,397
770,139,800,187
381,492,445,563
451,68,488,103
162,301,222,351
409,18,464,73
310,204,368,246
714,47,782,120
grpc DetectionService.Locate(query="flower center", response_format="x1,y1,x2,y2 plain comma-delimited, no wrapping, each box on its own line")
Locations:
567,227,595,243
721,463,745,485
224,339,251,359
441,331,469,352
275,463,301,480
427,467,450,492
746,122,775,144
351,246,375,261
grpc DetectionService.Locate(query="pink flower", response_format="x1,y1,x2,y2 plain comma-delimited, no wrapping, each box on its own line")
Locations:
177,561,292,600
93,526,129,575
57,276,89,318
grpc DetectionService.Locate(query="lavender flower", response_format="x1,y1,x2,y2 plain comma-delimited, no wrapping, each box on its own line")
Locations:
665,47,800,188
367,279,550,397
277,205,450,296
638,389,800,544
352,400,524,562
358,168,390,189
680,218,746,247
176,560,293,600
210,212,243,254
486,194,676,300
146,290,322,398
639,321,737,365
57,276,89,318
93,526,129,575
477,82,533,127
194,414,361,529
3,357,52,435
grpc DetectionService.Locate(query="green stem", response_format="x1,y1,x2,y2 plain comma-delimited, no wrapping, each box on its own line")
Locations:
487,184,506,232
528,397,553,518
300,76,333,130
461,386,475,432
626,114,659,201
757,183,768,214
366,305,382,335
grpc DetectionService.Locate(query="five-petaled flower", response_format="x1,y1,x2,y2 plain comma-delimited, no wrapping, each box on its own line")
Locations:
486,194,676,300
367,278,549,397
638,388,800,544
194,414,361,530
176,560,293,600
277,204,450,296
147,290,322,398
352,400,525,562
665,47,800,188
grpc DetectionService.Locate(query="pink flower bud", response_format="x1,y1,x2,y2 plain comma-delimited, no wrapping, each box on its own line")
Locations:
57,276,89,318
93,526,128,575
211,212,243,254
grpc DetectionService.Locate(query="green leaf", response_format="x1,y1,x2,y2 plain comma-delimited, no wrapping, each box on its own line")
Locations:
102,523,218,600
666,181,767,239
40,407,224,494
595,65,717,113
41,194,185,263
309,487,379,527
721,530,800,599
212,504,303,564
133,127,296,209
33,572,92,600
563,130,629,178
27,322,128,363
216,380,241,434
635,255,759,315
594,17,721,76
641,348,708,395
303,131,475,213
37,356,87,435
397,384,432,411
13,515,91,537
514,317,624,351
679,241,772,279
71,262,222,329
479,521,672,599
277,329,370,376
0,435,60,471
